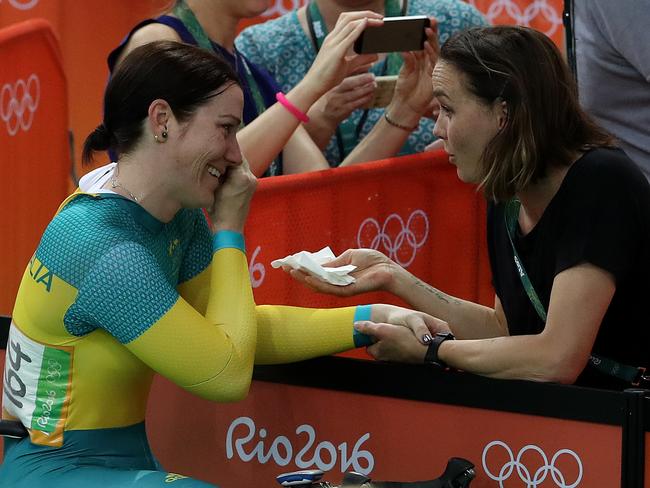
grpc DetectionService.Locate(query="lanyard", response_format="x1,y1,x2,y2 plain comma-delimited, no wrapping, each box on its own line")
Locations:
307,0,405,50
306,1,406,161
173,0,282,176
504,199,647,385
173,0,267,118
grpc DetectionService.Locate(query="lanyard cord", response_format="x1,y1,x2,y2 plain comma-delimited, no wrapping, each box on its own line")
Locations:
306,0,406,162
173,0,282,175
173,0,267,117
504,199,647,385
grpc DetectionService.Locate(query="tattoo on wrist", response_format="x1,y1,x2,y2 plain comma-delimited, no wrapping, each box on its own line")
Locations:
414,278,461,305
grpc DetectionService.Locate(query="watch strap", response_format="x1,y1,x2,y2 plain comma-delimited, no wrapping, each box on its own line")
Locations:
424,332,455,367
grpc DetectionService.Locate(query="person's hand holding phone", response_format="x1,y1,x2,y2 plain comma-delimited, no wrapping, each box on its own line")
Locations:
308,72,377,129
387,19,439,128
302,11,382,100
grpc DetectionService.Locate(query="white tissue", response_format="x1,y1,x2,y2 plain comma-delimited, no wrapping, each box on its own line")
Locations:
271,247,356,286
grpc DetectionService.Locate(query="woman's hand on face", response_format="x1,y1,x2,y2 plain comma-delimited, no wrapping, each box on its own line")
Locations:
310,72,377,128
286,248,397,297
304,11,382,98
370,304,450,344
391,20,439,118
208,157,257,233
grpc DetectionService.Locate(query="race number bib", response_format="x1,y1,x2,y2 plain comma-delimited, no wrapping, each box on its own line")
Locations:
2,322,72,446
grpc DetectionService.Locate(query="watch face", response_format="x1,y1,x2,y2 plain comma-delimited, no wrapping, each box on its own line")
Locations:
425,333,455,367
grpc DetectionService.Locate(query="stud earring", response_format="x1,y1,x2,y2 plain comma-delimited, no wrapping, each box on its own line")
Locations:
162,125,168,139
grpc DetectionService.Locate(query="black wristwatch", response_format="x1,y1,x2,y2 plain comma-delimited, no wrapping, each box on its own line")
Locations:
424,332,455,368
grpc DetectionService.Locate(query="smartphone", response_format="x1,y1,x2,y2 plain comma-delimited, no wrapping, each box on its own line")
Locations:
362,75,398,109
353,16,430,54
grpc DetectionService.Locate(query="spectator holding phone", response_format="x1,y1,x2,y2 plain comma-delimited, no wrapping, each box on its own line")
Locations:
236,0,488,166
109,0,438,177
287,26,650,390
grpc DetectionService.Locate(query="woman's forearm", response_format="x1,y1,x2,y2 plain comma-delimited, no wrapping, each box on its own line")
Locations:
388,265,505,340
237,80,326,177
339,103,420,166
438,333,583,384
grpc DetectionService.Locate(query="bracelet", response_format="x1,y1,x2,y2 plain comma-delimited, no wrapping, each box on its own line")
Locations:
275,92,310,123
383,111,418,132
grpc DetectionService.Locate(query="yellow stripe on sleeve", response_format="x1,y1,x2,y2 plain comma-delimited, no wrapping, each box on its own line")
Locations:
255,305,357,364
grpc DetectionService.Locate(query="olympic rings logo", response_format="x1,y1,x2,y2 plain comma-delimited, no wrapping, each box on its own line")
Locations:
1,74,40,136
0,0,39,9
357,210,429,268
468,0,562,37
482,440,583,488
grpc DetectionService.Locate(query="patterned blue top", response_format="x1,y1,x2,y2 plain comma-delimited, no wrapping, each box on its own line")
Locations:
236,0,488,166
40,193,212,343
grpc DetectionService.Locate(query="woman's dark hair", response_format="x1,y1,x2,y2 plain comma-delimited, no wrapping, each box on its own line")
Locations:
439,26,614,202
82,40,240,163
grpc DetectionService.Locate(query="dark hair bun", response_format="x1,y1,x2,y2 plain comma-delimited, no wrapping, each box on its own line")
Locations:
82,123,112,164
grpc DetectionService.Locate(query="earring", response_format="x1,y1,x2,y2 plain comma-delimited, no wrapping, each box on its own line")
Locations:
154,126,168,143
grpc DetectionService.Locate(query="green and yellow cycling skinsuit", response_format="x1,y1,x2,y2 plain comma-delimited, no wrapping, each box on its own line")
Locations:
0,164,371,487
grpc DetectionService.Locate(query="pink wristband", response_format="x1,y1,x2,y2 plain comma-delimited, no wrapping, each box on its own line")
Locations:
275,92,310,123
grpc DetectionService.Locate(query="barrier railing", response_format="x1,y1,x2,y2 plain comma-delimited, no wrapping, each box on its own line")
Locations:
0,19,70,315
245,150,493,309
243,151,492,358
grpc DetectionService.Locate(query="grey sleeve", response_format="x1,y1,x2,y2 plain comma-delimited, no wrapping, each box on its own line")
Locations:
591,0,650,81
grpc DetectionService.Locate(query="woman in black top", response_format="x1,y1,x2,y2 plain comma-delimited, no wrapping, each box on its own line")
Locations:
288,25,650,389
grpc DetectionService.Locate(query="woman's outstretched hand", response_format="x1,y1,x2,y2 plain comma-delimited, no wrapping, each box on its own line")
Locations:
287,248,397,297
368,303,450,345
355,321,433,363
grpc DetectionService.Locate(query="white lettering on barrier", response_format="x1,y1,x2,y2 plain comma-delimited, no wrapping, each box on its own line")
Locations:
248,245,265,288
226,416,375,475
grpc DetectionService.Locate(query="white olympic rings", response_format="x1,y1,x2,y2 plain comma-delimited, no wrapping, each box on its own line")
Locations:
468,0,562,36
482,440,583,488
356,210,429,268
1,0,39,10
0,74,40,136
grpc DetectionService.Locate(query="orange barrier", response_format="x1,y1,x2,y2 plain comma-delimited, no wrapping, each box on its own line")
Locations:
0,0,170,189
0,19,69,315
146,361,629,488
470,0,565,48
244,151,492,358
246,150,492,307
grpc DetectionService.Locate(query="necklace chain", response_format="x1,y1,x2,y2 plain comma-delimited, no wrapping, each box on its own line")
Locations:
110,169,139,203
